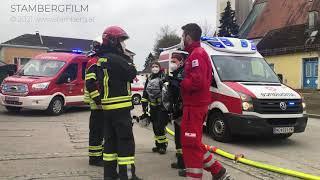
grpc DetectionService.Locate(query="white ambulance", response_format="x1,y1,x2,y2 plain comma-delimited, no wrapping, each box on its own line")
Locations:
131,75,147,105
159,37,308,142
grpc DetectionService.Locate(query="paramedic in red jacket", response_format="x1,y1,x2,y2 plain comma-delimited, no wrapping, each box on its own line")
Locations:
180,23,232,180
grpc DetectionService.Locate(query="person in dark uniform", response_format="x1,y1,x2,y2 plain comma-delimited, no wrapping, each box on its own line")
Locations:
90,26,142,180
84,40,104,167
141,62,169,155
167,51,188,177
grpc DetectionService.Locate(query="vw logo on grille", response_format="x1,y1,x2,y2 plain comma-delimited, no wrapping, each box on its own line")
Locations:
10,86,18,90
280,102,287,110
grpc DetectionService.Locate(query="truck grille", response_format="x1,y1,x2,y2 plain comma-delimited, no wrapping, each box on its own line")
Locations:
253,99,303,114
1,83,28,95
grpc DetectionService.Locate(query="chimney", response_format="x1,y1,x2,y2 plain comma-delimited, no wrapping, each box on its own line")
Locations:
36,31,44,45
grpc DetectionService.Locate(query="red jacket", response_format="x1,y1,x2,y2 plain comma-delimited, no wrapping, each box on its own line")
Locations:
180,41,212,107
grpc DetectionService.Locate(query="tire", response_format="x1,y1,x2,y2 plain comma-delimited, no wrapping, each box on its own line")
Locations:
5,106,21,113
47,96,64,116
132,94,141,105
273,133,293,139
207,112,232,142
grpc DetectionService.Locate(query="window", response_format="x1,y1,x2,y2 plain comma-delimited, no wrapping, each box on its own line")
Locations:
17,59,65,77
308,11,318,29
82,62,88,80
212,55,280,83
306,63,312,77
314,63,318,77
63,63,78,82
20,58,31,66
13,57,31,66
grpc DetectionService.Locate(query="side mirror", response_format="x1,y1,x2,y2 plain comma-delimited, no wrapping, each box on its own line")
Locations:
277,74,283,83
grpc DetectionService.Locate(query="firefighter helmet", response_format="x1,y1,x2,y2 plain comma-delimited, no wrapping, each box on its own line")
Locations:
102,26,129,47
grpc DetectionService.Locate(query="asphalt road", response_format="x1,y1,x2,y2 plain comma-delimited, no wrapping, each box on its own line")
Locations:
0,106,319,180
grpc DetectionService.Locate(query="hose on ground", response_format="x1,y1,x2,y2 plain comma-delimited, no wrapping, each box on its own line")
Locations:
165,127,320,180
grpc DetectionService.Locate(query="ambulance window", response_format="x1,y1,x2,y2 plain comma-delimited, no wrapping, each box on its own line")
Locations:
82,62,87,80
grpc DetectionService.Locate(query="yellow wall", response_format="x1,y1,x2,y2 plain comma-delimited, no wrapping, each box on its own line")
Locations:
265,52,319,89
1,47,47,64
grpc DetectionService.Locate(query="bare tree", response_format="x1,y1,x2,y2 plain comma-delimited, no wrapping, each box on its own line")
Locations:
200,20,215,36
153,25,181,58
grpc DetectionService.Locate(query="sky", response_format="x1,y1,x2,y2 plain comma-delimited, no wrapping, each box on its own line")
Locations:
0,0,218,70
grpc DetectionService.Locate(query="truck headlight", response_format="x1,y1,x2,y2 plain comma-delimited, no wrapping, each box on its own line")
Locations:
32,82,50,91
237,92,254,111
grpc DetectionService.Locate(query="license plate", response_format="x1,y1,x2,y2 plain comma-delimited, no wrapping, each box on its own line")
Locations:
273,127,294,134
5,96,19,102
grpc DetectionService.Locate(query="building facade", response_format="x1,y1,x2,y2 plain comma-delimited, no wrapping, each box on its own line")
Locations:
216,0,253,29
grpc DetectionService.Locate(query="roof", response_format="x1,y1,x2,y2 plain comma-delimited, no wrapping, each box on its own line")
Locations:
240,0,313,39
311,0,320,11
1,33,93,52
257,24,320,55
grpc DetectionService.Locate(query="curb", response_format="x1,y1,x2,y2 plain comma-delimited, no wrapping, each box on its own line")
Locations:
308,114,320,119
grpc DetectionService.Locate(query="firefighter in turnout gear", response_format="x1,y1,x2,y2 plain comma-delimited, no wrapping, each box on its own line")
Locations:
92,26,142,180
84,40,104,167
141,62,169,155
167,51,188,177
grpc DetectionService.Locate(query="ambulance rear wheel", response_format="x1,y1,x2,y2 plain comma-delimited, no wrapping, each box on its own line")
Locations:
208,112,232,142
132,94,141,105
47,96,64,116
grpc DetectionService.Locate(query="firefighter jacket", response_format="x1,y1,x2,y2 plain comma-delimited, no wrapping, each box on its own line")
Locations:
92,50,137,111
84,56,101,110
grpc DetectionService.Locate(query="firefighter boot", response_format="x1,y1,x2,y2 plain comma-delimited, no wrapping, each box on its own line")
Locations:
157,142,167,155
152,147,159,153
178,169,187,177
171,153,185,169
212,167,233,180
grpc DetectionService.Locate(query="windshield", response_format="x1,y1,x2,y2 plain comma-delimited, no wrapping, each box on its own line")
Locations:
212,55,280,83
18,59,65,77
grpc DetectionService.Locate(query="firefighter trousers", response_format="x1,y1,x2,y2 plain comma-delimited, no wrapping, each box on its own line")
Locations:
89,110,104,162
150,106,169,149
103,109,136,180
174,121,185,169
181,106,223,179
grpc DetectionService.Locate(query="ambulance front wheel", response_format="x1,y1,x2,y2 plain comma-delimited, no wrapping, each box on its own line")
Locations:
132,94,141,105
208,112,232,142
47,96,64,116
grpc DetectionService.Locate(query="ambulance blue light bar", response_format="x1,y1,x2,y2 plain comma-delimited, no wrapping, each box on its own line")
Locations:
201,36,219,41
219,38,234,47
210,41,226,48
240,40,248,48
